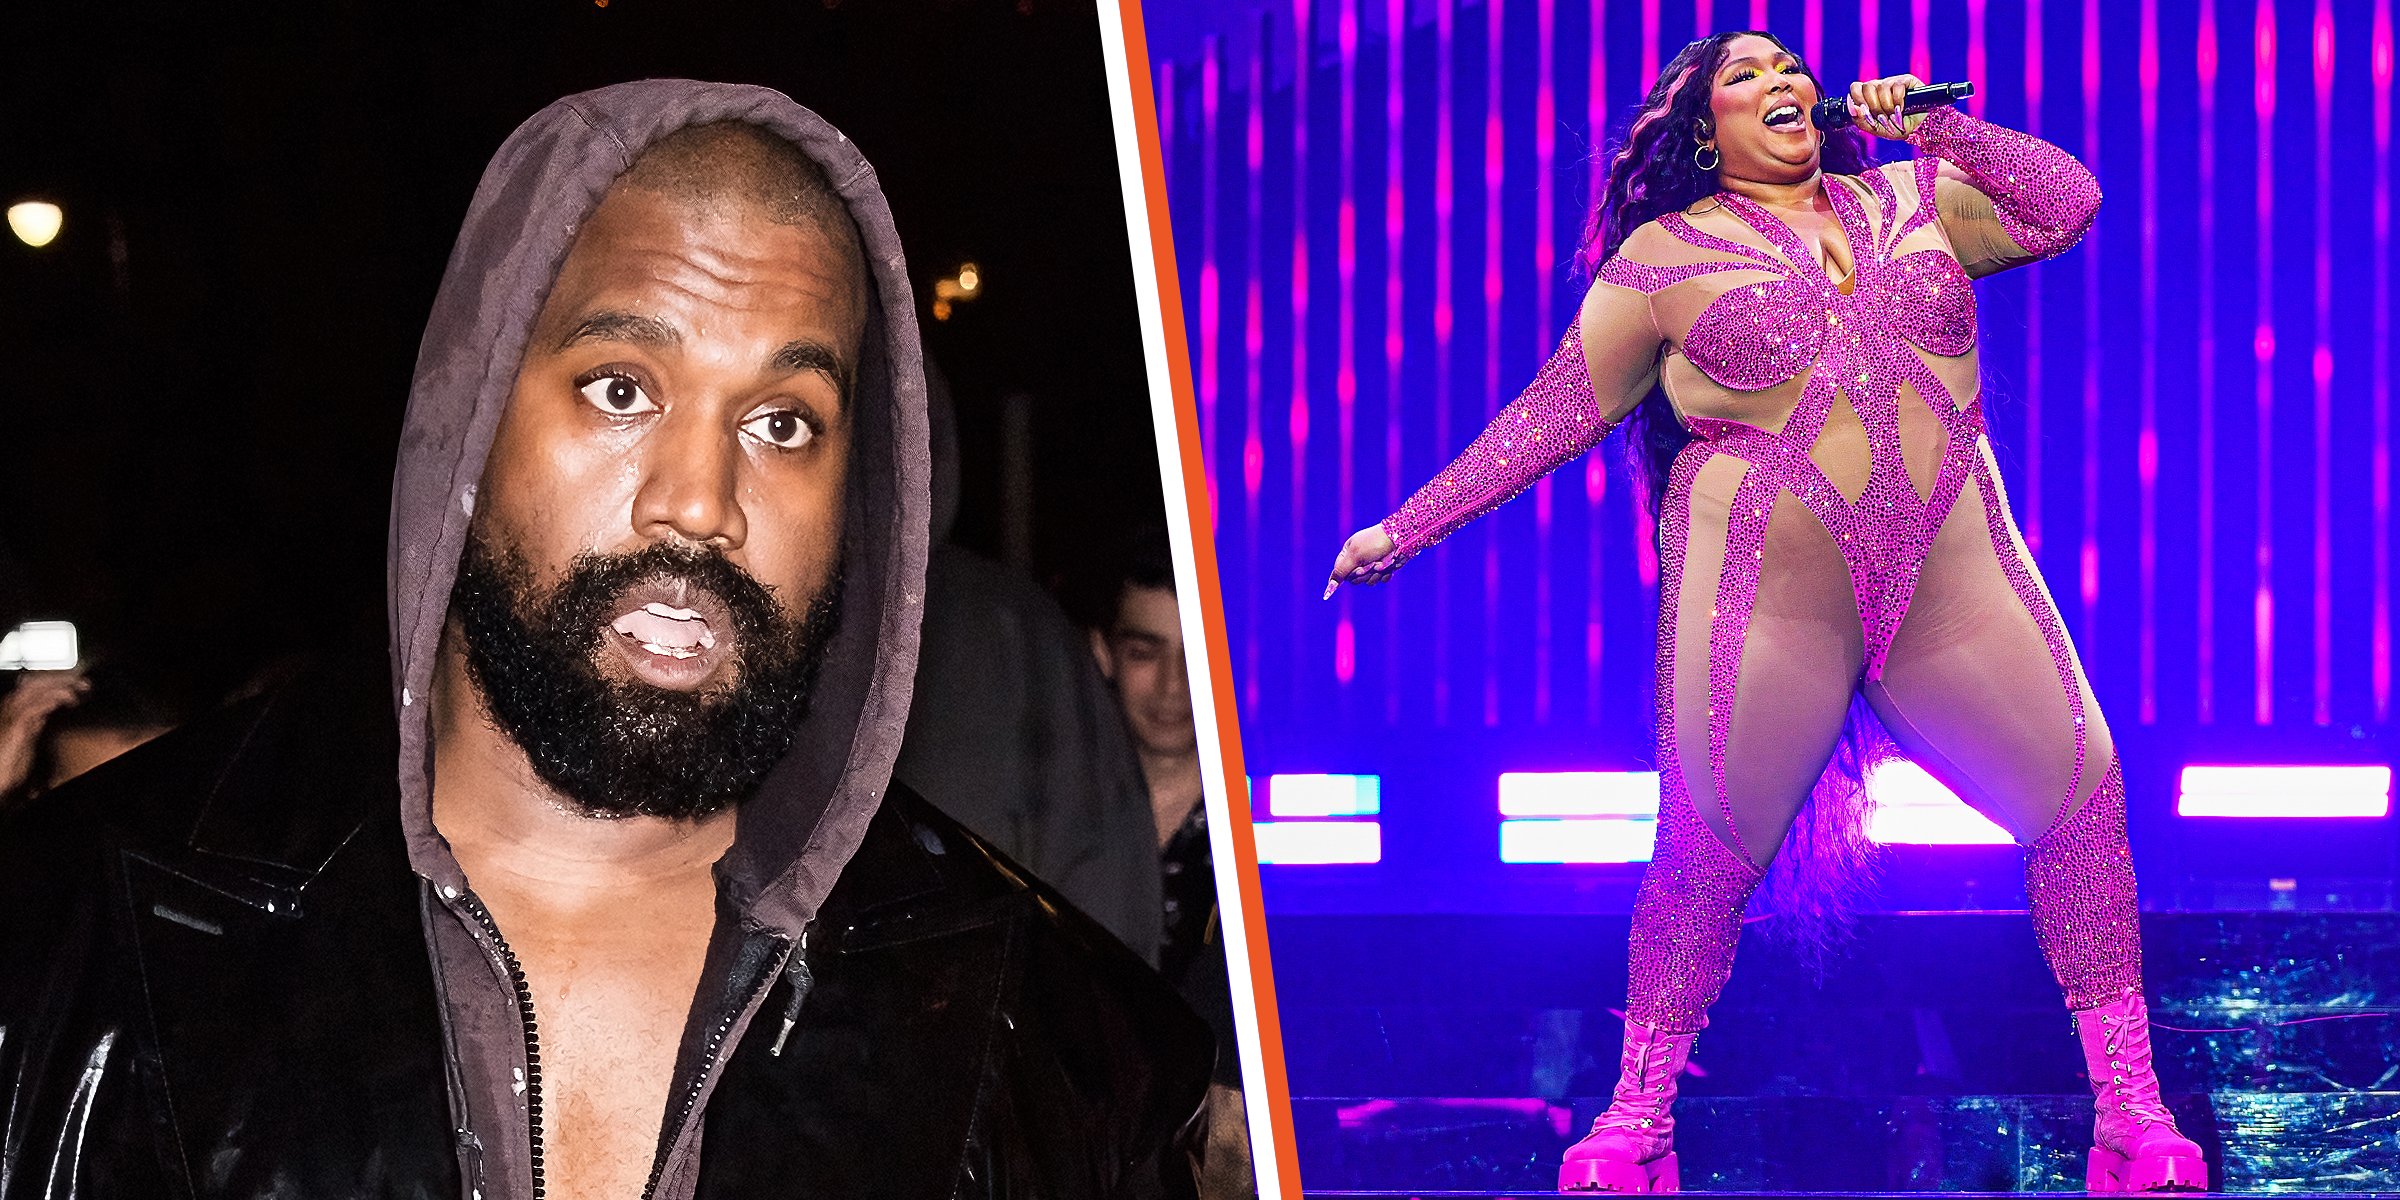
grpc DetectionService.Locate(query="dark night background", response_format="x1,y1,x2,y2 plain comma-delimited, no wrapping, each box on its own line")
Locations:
0,0,1162,708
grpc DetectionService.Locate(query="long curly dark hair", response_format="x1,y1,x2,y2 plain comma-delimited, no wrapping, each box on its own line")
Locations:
1579,32,1887,965
1578,31,1874,520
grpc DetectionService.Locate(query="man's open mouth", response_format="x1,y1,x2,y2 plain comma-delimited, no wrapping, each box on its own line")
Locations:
612,601,717,658
603,577,737,689
1764,103,1804,129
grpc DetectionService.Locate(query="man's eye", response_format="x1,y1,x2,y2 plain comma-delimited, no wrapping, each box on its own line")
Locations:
577,375,654,415
743,409,815,450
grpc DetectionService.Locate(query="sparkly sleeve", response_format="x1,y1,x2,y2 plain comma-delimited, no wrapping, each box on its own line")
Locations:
1906,106,2102,276
1378,281,1659,561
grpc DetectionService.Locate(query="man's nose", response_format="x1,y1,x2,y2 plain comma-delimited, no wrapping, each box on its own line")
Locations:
631,410,748,551
1151,644,1190,704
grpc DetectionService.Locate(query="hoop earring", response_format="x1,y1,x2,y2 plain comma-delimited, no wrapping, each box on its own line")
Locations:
1694,141,1721,171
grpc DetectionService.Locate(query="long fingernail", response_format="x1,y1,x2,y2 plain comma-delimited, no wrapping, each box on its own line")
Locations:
1323,581,1337,600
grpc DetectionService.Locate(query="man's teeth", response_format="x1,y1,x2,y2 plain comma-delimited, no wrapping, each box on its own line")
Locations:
1767,105,1801,126
643,602,701,621
640,640,702,660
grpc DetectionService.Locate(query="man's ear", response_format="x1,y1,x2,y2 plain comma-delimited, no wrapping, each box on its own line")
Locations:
1088,626,1115,682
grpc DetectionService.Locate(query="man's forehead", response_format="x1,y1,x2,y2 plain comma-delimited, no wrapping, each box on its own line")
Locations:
540,185,869,344
1115,584,1183,634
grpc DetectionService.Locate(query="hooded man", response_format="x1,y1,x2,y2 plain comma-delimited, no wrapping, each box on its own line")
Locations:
0,81,1211,1200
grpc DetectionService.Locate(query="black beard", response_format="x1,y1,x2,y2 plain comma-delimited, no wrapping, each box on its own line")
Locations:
449,532,843,821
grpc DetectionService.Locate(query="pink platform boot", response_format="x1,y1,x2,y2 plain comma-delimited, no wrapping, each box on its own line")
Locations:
1556,1019,1699,1193
2073,991,2208,1192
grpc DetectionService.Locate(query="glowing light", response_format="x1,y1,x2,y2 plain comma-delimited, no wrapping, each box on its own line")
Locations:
1267,773,1380,817
1865,761,2016,845
957,263,980,294
1499,818,1656,864
1255,821,1382,864
2177,765,2393,817
0,620,78,671
7,202,61,248
1498,771,1660,817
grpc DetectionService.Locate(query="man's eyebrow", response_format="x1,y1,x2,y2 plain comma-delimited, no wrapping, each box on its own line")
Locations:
770,338,856,408
1720,53,1787,71
558,309,682,352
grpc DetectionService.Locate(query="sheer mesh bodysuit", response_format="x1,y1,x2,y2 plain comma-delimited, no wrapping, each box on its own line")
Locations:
1379,109,2132,1030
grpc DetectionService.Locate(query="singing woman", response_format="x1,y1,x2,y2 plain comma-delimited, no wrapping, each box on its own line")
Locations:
1324,30,2205,1195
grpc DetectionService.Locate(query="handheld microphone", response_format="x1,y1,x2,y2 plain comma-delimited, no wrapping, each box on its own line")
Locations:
1809,81,1975,130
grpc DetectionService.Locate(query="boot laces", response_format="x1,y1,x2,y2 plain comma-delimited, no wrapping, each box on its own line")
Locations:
2100,1012,2175,1129
1591,1036,1678,1133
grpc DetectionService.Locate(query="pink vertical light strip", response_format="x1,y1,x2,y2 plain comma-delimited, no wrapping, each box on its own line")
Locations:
1484,0,1505,727
1861,0,1881,81
1750,0,1767,31
1245,49,1266,716
1590,0,1611,717
2312,0,2333,724
1628,3,1659,595
2025,0,2045,561
2256,0,2277,725
1436,0,1457,723
1643,0,1662,95
2199,0,2219,722
1536,0,1558,723
1805,0,1824,77
1199,53,1221,546
2079,0,2100,637
2139,0,2159,723
1695,0,1713,39
1910,0,1930,81
2376,0,2393,719
1386,0,1407,725
1293,0,1314,717
1968,0,1987,117
1336,0,1360,688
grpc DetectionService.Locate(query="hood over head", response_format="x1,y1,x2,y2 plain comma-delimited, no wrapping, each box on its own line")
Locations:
387,80,929,937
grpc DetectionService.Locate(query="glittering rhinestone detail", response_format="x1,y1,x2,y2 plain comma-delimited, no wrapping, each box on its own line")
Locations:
1971,443,2091,808
1373,110,2110,1031
1907,107,2104,259
1379,320,1617,560
2026,756,2141,1012
1626,451,1767,1033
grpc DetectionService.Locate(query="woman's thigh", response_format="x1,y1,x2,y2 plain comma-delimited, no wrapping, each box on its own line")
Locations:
1660,448,1869,870
1862,440,2115,843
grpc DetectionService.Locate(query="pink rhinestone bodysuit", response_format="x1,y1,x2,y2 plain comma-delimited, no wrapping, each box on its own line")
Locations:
1380,108,2139,1026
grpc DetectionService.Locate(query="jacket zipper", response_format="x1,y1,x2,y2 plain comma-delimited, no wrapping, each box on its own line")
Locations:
460,894,548,1200
637,921,814,1200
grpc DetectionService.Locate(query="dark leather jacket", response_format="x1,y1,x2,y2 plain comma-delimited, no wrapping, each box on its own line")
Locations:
0,663,1213,1198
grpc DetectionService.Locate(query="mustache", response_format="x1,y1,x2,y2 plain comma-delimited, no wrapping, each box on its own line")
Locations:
450,530,846,819
535,541,797,672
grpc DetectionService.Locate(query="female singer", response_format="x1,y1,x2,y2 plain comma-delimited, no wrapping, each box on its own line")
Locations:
1324,31,2204,1195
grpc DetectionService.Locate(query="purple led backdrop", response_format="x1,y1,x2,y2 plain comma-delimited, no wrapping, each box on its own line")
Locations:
1146,0,2400,911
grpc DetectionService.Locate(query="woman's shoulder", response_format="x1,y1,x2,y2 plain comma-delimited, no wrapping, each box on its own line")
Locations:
1605,217,1680,261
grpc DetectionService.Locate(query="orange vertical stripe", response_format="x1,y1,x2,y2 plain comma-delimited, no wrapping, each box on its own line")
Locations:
1111,2,1303,1194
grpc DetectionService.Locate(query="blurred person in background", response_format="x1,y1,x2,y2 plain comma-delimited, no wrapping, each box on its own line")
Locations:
896,365,1164,960
0,668,86,807
0,657,187,807
1088,524,1255,1197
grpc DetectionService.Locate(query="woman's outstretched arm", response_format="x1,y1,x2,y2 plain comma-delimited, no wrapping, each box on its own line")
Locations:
1907,104,2103,278
1325,277,1662,595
